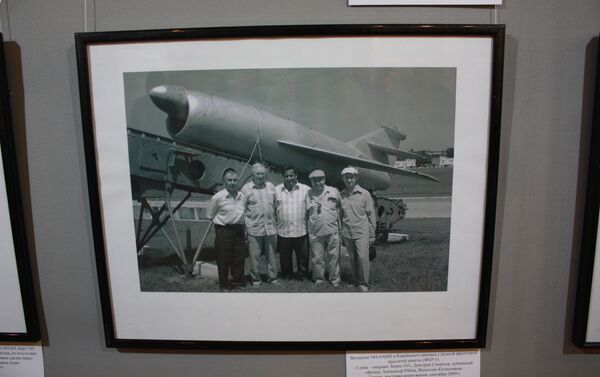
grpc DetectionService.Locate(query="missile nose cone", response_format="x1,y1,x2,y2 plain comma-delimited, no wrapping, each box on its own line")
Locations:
149,85,189,122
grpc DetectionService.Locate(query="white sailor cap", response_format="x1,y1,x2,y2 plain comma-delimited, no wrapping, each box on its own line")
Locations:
308,169,325,178
341,167,358,176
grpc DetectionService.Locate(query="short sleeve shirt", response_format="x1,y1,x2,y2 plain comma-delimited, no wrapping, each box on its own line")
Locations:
206,189,245,226
305,185,341,237
241,181,277,236
340,184,377,240
275,182,310,238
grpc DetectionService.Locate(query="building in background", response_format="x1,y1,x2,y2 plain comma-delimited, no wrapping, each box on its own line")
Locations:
432,156,454,167
394,158,417,168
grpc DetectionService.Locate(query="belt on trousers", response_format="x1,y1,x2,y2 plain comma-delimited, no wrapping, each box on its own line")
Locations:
214,224,245,230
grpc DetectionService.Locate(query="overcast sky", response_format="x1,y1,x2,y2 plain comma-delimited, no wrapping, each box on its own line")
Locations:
124,67,455,151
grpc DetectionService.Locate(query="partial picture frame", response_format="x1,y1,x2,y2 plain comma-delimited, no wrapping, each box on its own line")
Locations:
573,35,600,349
0,33,40,342
76,24,504,350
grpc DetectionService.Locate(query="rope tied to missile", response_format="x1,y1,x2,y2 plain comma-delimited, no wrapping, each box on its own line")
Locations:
239,107,265,180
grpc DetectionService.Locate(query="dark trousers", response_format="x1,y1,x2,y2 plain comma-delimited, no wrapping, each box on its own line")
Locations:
214,224,246,290
278,234,309,279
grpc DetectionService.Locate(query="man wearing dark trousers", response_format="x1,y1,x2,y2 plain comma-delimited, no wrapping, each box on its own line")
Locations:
206,168,246,291
275,166,310,280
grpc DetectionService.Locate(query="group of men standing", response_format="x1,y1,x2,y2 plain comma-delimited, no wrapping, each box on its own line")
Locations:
206,163,377,292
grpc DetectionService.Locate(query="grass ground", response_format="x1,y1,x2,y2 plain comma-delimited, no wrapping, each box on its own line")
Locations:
138,218,449,293
381,167,453,197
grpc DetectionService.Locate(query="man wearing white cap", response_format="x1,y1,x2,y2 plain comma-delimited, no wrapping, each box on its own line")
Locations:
340,166,377,292
241,162,278,286
306,169,342,287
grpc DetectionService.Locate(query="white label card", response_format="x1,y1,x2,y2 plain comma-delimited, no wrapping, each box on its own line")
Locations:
349,1,501,5
346,350,480,377
0,345,44,377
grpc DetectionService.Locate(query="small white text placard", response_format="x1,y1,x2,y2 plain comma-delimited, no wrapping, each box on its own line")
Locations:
0,345,44,377
346,350,479,377
349,1,501,5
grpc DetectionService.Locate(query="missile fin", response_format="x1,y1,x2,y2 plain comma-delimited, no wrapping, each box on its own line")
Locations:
276,140,439,182
367,143,426,160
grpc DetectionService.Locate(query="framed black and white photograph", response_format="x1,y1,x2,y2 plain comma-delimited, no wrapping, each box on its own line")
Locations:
0,33,40,342
76,24,504,349
573,35,600,349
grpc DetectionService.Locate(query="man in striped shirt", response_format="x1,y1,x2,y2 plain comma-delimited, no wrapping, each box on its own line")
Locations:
241,163,278,286
275,167,310,280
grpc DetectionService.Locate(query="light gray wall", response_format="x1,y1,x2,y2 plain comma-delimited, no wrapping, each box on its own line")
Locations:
2,0,600,376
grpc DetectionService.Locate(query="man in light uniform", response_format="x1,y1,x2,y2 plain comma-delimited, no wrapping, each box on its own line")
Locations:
241,163,278,286
275,166,310,280
206,168,246,291
340,166,377,292
306,169,342,287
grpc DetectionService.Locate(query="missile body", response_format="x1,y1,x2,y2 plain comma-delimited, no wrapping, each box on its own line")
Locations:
150,85,391,190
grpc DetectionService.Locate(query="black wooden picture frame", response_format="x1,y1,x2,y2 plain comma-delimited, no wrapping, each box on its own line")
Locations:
0,33,40,342
76,24,504,350
573,35,600,349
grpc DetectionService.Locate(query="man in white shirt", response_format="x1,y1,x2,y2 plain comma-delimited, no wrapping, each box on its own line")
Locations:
206,168,246,291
